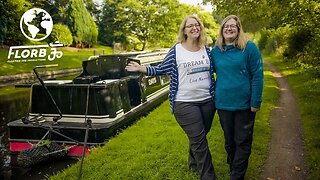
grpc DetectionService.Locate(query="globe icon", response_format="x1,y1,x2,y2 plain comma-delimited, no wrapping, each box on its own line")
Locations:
20,8,53,42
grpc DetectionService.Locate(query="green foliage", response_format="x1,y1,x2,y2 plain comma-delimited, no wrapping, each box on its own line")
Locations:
257,30,269,51
98,0,124,47
279,0,319,29
296,28,320,68
85,18,98,48
0,0,99,47
204,0,274,32
98,0,207,51
47,0,71,24
197,12,219,45
28,0,51,8
83,0,100,20
207,0,320,67
115,0,183,50
258,26,291,55
67,0,98,48
146,3,199,49
49,23,73,46
258,24,319,70
0,0,218,51
284,27,312,59
0,0,31,45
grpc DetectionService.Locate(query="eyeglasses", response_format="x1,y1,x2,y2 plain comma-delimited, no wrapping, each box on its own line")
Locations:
185,23,200,29
223,24,238,29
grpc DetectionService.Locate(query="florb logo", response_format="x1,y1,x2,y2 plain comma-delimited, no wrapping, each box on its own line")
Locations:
20,8,53,41
7,8,63,63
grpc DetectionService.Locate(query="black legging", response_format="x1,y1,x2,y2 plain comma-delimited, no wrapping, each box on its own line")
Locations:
218,109,256,180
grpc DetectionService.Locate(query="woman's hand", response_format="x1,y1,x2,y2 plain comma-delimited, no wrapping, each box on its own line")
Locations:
251,107,260,112
125,61,147,73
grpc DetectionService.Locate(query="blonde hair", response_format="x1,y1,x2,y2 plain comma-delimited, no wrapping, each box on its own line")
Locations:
216,15,248,51
177,15,207,48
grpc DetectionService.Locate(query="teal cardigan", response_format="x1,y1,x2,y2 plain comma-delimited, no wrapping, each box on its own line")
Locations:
211,41,264,110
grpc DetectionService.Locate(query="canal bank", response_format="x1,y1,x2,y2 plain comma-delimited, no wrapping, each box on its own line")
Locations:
0,68,82,87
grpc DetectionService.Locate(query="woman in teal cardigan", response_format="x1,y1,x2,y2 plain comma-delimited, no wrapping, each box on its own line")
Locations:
211,15,264,180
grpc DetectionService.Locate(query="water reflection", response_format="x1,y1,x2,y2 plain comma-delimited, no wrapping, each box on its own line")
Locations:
0,74,78,179
0,87,30,179
0,87,30,147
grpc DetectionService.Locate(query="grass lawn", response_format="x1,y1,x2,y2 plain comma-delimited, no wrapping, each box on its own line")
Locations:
49,55,278,180
265,55,320,179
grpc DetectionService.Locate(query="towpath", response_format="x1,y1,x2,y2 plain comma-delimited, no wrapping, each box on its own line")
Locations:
260,61,308,179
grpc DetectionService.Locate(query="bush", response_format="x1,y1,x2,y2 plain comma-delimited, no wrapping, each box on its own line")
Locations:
296,28,320,68
284,27,312,59
257,28,279,54
86,20,98,48
49,23,73,46
258,29,269,50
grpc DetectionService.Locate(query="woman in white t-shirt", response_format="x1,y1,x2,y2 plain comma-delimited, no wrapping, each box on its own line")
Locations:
125,15,216,180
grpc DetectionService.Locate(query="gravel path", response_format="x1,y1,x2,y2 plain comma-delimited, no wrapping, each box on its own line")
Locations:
260,61,308,179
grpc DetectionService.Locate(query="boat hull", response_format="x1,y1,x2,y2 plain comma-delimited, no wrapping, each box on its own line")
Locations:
8,86,169,157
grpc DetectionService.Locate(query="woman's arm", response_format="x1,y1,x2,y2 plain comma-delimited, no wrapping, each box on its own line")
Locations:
248,42,264,111
125,61,147,73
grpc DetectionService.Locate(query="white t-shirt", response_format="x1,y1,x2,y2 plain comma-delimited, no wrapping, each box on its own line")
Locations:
175,43,211,102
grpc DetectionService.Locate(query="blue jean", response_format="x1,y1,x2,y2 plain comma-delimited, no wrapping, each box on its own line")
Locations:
174,99,216,180
218,109,256,180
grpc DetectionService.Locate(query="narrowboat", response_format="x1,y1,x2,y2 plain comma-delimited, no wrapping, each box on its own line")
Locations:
7,50,169,167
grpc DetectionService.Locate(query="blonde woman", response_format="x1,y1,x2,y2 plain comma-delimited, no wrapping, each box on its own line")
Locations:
126,15,216,179
211,15,264,180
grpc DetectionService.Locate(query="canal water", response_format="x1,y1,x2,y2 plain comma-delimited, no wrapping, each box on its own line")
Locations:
0,87,30,178
0,76,79,179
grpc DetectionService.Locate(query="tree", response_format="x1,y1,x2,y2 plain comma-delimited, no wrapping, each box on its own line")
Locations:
66,0,98,47
98,0,125,46
49,23,73,46
116,0,183,50
46,0,70,24
83,0,101,21
204,0,274,32
99,0,187,50
0,0,31,45
204,0,320,67
198,12,219,45
98,0,220,50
